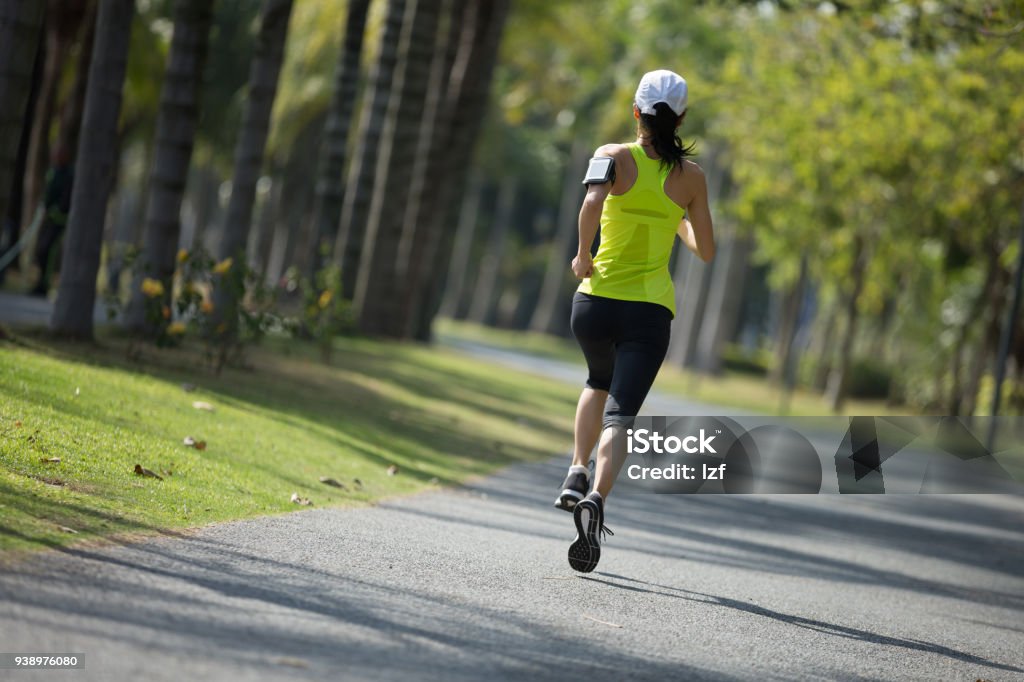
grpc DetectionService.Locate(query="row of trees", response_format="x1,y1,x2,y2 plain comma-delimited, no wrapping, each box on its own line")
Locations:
2,0,1022,414
0,0,509,342
437,0,1023,414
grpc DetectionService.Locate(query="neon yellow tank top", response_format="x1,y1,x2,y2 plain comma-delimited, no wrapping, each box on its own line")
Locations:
577,143,683,316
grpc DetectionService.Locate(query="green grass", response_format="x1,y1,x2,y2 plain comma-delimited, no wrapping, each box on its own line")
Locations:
0,332,582,556
436,317,908,416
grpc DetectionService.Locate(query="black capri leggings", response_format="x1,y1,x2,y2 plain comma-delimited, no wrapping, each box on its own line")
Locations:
570,291,672,429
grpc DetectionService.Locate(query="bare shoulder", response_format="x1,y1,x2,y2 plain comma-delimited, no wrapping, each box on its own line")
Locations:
594,143,631,161
682,159,705,180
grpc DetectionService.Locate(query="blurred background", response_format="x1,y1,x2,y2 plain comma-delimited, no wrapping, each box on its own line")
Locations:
0,0,1022,417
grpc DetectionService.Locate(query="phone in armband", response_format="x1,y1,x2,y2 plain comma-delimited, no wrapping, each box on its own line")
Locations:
582,156,615,186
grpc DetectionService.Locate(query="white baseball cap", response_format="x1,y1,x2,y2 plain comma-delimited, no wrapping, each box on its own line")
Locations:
635,70,688,116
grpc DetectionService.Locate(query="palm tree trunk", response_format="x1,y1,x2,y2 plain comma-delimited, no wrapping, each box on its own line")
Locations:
212,0,293,333
334,0,408,301
306,0,369,279
438,172,483,319
529,137,590,334
22,0,92,224
403,0,511,340
124,0,214,332
52,0,97,160
51,0,134,339
354,0,444,336
0,1,46,231
467,178,517,325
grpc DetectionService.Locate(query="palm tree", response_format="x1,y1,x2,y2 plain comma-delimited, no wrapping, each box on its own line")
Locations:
212,0,293,333
124,0,214,332
51,0,135,339
306,0,370,279
22,0,93,226
403,0,511,340
0,1,46,228
467,177,517,325
353,0,443,336
333,0,407,301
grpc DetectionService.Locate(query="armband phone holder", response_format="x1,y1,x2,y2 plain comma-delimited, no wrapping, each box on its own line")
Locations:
582,156,615,185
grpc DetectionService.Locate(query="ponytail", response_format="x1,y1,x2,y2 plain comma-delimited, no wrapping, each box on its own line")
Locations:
638,102,695,171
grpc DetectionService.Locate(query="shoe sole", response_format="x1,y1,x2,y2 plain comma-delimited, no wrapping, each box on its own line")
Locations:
568,499,601,573
554,488,584,512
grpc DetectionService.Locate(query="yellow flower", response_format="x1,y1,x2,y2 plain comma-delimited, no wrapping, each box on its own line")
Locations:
318,290,332,309
177,249,188,264
167,322,187,336
141,278,164,298
212,257,233,275
200,300,214,314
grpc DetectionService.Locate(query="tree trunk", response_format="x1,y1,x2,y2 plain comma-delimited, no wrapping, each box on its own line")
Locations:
212,0,292,334
467,178,517,325
0,1,46,231
51,0,134,339
52,0,97,160
769,255,808,383
393,0,463,287
354,0,443,336
404,0,511,340
334,0,408,301
694,234,753,374
438,171,483,319
826,236,868,412
667,251,713,368
306,0,369,280
529,137,590,334
948,246,999,415
124,0,214,332
22,0,92,225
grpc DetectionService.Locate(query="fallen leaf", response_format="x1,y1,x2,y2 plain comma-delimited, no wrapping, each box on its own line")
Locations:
290,492,312,506
40,457,61,464
319,477,346,489
14,420,22,428
134,464,163,480
192,401,214,411
181,383,197,392
386,465,399,476
183,436,207,450
58,525,78,534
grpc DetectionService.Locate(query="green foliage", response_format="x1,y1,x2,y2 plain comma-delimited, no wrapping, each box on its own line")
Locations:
280,262,356,364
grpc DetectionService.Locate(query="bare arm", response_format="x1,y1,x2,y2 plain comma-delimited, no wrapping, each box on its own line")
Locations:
677,166,715,262
572,162,613,279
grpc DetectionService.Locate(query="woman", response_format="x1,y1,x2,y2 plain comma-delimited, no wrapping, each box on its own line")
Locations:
555,70,715,573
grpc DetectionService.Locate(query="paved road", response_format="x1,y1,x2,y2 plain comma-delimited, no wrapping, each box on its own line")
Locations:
1,304,1023,680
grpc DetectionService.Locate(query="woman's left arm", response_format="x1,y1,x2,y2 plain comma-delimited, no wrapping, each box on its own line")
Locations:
677,165,715,262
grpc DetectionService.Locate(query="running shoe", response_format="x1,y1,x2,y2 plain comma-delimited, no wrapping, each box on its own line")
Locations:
568,492,613,573
554,466,590,512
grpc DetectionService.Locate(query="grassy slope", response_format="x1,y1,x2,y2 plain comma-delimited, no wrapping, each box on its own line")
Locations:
0,333,581,555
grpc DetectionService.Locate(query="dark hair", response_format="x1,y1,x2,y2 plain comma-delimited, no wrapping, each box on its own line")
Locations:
638,102,696,171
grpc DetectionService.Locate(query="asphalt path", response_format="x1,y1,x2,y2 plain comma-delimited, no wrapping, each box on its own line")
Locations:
0,310,1022,680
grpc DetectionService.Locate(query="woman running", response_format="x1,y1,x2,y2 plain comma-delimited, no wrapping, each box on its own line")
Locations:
555,70,715,573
